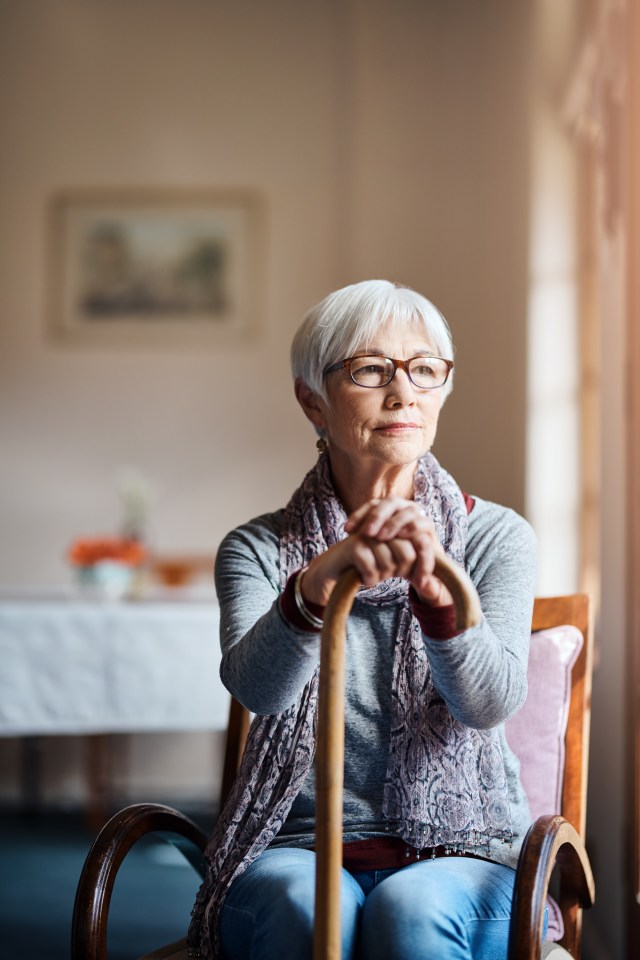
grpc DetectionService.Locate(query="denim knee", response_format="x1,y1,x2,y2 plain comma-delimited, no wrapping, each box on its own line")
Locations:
360,858,517,960
220,847,363,960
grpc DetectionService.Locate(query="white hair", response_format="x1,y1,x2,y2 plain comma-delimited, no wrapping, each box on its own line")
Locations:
290,279,455,401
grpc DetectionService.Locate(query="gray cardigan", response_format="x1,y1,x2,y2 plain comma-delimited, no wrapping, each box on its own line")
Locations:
215,496,537,870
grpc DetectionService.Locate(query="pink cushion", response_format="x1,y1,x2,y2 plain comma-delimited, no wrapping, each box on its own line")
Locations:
506,625,583,819
505,624,583,941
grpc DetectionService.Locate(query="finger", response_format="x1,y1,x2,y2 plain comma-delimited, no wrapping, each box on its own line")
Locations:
409,531,438,587
386,538,418,579
411,537,454,606
352,536,412,586
348,537,391,587
344,499,381,533
376,507,432,541
365,539,399,582
350,498,417,538
413,573,454,607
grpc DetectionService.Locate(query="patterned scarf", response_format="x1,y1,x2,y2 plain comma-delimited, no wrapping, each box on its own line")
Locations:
188,453,512,959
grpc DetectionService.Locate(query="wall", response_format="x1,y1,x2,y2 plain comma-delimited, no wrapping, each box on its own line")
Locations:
0,0,340,584
0,0,533,804
337,0,533,508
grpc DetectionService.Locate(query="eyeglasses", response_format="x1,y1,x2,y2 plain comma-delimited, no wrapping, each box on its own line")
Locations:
323,355,454,390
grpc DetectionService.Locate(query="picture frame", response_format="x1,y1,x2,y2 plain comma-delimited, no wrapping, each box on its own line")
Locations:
49,189,263,346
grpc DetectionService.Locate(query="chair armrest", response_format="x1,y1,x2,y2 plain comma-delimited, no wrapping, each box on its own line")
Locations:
71,802,208,960
509,814,595,960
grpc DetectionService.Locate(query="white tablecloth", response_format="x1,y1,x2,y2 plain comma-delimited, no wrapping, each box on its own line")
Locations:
0,595,228,736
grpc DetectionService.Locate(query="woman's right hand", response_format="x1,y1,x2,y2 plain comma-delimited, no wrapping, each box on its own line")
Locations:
299,497,447,607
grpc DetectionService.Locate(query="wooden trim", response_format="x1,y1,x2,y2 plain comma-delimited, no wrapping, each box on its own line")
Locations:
532,595,593,839
71,804,207,960
509,815,595,960
526,594,594,958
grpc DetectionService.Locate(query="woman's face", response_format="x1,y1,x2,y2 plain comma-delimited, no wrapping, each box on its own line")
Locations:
311,318,446,471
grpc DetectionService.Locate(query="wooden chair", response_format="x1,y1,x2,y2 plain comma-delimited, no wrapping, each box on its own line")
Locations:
71,583,594,960
510,594,595,959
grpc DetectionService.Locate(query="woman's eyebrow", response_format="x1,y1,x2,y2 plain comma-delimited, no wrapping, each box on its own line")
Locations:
360,345,435,356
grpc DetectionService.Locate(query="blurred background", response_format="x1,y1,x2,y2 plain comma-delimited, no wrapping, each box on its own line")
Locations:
0,0,638,957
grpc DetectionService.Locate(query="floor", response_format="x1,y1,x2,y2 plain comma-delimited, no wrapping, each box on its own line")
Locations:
0,807,214,960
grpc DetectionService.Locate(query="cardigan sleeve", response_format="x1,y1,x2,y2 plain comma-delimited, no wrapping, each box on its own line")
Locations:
215,514,321,715
420,501,537,730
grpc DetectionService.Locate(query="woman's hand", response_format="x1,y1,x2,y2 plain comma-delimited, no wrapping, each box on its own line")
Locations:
300,498,454,608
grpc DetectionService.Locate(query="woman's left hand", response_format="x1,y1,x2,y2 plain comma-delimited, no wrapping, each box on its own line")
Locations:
344,498,454,606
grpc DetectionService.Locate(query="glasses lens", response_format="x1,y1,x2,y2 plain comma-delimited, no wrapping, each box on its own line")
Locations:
408,357,450,388
349,356,395,387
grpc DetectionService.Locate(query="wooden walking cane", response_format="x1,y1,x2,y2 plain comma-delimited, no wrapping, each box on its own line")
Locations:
313,552,483,960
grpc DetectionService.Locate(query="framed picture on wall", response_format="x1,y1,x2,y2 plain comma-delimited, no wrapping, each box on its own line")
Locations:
49,189,263,346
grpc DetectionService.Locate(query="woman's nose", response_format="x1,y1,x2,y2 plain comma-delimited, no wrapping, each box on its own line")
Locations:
384,368,417,406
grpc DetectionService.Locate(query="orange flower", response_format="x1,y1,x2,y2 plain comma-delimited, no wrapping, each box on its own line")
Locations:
67,536,146,567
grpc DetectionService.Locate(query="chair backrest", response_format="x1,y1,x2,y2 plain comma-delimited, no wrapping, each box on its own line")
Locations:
528,594,593,838
220,695,251,808
219,594,594,835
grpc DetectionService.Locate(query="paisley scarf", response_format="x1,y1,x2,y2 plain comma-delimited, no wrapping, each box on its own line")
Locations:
188,453,512,959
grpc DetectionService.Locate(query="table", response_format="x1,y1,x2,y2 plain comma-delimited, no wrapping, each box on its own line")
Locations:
0,590,228,823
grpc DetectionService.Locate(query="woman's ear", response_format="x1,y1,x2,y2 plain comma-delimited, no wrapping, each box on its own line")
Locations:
294,378,327,433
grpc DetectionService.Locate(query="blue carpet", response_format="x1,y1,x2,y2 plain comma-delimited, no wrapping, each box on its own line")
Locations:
0,809,211,960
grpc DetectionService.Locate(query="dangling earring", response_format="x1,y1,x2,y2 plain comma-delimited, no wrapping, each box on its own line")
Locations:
316,437,328,456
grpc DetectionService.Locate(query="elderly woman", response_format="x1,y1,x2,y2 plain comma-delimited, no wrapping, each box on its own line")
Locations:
189,280,537,960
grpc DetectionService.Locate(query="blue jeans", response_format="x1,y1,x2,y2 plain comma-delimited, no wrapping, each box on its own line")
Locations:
219,846,525,959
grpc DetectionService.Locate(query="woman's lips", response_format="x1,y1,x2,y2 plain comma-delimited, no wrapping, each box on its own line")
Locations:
374,423,420,432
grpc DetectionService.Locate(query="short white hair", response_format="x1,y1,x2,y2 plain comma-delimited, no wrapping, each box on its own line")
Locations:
290,280,455,400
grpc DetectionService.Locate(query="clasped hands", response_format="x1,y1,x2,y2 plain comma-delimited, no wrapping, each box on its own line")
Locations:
300,498,453,609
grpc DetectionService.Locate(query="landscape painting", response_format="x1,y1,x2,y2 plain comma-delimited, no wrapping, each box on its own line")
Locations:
50,190,261,345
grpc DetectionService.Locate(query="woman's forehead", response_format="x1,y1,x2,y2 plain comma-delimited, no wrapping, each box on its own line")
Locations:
355,317,436,354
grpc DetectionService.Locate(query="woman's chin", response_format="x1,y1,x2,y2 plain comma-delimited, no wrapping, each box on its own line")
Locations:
368,437,429,465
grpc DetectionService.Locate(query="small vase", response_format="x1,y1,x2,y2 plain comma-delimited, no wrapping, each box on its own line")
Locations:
77,561,135,601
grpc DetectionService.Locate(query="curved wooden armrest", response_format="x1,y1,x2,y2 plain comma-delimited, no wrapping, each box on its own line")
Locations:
71,802,208,960
509,815,595,960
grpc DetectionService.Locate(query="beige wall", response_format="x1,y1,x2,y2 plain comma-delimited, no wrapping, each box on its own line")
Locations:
0,0,533,591
0,0,533,802
0,0,340,585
